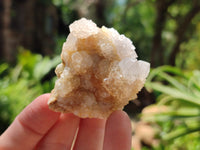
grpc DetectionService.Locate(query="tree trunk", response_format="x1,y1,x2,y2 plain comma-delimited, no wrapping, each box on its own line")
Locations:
0,0,58,63
151,0,175,67
0,0,13,62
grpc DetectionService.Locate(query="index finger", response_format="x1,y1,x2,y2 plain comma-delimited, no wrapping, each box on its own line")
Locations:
0,94,60,150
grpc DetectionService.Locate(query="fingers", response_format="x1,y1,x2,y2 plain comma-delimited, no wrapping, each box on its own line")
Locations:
36,113,80,150
73,118,106,150
0,93,132,150
103,110,132,150
0,94,60,150
73,111,131,150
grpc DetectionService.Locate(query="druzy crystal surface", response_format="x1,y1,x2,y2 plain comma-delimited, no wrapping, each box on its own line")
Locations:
48,18,150,118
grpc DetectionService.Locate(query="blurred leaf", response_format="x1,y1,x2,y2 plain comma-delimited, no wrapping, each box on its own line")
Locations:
146,82,200,106
33,56,60,80
163,124,200,141
0,63,9,75
144,66,200,149
0,50,59,133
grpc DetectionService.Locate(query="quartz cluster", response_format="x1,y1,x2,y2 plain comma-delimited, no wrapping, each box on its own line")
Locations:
48,18,150,119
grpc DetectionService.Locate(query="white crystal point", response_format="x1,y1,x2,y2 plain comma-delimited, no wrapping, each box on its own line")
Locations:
69,18,99,39
119,58,150,82
102,26,138,59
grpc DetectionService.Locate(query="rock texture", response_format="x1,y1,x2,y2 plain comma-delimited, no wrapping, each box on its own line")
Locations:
48,18,150,119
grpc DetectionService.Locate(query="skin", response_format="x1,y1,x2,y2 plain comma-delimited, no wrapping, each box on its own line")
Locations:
0,94,132,150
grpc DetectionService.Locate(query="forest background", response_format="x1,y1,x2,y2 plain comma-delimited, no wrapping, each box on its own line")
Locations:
0,0,200,149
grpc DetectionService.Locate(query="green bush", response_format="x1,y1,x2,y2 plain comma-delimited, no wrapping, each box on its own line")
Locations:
144,66,200,150
0,49,60,133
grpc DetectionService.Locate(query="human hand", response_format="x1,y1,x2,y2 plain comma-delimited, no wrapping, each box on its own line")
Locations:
0,94,131,150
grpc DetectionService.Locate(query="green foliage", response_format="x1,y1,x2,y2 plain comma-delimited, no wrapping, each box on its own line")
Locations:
0,49,60,133
1,1,200,148
52,0,78,25
177,22,200,70
110,0,155,61
50,0,200,67
144,66,200,150
54,35,66,55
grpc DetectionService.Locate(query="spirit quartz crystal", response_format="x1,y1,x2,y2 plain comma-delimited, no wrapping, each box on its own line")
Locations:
48,18,150,119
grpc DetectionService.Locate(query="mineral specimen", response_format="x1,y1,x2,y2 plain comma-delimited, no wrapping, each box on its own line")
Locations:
48,18,150,119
